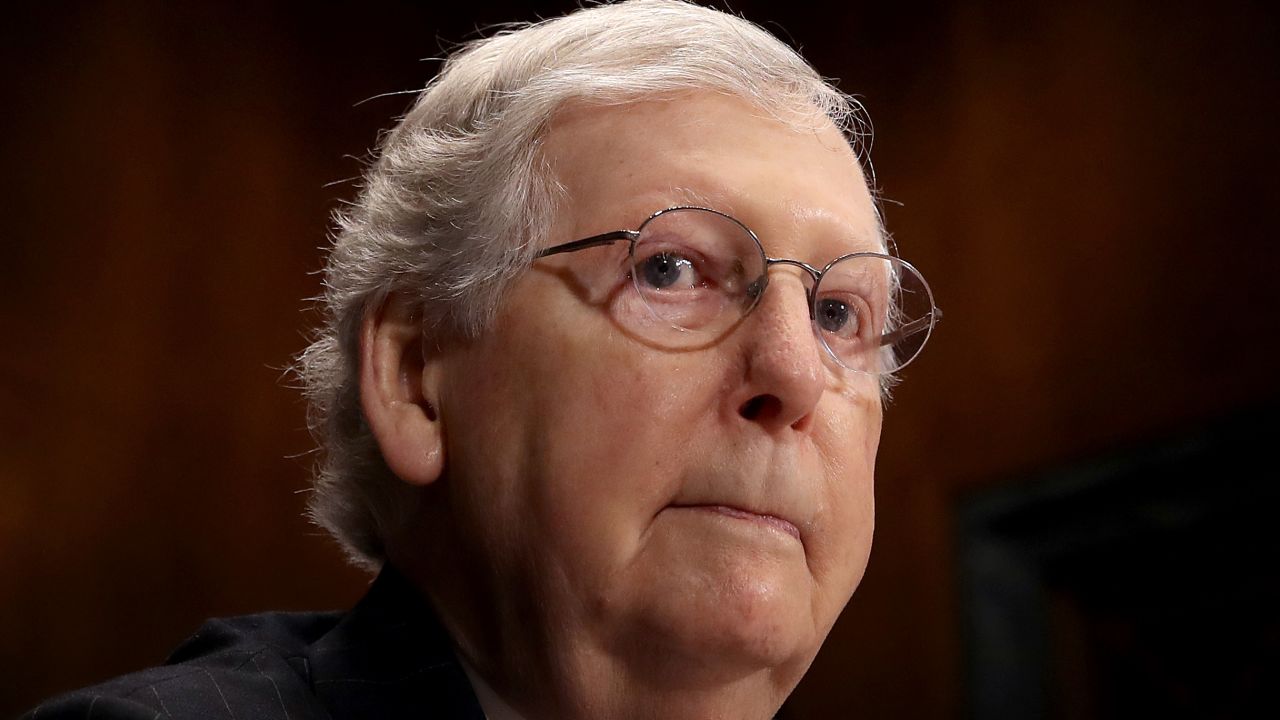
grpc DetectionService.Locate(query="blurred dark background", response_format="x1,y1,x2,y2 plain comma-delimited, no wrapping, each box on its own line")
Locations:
2,1,1277,717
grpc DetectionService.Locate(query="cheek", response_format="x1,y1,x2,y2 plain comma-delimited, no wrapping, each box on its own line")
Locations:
447,297,722,573
808,392,881,607
530,346,715,536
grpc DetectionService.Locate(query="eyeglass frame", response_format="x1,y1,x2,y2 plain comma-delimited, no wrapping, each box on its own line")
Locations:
536,205,939,374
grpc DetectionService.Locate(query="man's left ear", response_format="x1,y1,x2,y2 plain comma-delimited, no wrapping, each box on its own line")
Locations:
358,293,446,487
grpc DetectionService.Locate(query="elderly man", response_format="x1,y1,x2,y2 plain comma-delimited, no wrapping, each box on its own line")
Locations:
24,1,936,718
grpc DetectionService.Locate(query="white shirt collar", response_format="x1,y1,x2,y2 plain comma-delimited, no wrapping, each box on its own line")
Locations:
459,656,529,720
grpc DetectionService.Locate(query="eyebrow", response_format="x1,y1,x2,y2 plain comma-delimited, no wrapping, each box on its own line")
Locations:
650,184,887,256
668,185,734,214
785,200,887,256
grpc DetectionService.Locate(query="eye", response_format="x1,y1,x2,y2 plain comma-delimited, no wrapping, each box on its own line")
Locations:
817,294,877,343
638,251,702,290
816,298,856,335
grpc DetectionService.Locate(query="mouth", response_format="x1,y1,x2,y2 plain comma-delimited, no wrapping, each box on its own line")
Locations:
671,503,802,542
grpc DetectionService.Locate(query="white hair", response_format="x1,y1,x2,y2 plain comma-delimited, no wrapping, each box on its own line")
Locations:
298,0,874,570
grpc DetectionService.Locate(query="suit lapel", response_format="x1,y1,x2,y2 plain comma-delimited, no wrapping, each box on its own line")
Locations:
306,566,487,719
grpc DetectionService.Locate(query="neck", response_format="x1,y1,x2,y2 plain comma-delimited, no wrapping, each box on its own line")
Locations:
461,618,796,720
389,522,805,720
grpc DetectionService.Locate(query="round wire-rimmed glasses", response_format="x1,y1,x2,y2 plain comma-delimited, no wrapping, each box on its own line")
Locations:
538,206,939,376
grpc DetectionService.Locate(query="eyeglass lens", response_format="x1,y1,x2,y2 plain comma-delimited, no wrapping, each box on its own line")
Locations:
625,207,935,374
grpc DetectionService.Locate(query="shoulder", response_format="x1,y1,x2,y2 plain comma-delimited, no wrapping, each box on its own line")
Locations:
19,611,341,720
20,567,483,720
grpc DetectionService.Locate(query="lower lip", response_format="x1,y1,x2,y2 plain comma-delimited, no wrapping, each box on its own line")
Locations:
684,504,801,541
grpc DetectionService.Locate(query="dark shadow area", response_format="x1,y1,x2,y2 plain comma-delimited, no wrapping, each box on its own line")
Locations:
960,403,1280,718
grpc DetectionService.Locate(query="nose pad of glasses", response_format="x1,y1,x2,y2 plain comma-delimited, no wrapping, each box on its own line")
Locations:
744,276,766,307
744,269,819,321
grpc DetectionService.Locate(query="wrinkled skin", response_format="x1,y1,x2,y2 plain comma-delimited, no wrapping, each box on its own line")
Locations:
366,91,884,720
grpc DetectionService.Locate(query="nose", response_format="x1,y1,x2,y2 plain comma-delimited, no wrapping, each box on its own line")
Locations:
731,271,826,432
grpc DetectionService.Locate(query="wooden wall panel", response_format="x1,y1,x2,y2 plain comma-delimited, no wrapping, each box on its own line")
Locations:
790,2,1280,717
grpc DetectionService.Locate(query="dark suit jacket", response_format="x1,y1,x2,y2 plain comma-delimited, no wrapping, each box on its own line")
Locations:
20,567,486,719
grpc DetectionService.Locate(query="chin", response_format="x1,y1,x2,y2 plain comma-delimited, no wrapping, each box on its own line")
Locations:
610,558,820,685
691,580,818,670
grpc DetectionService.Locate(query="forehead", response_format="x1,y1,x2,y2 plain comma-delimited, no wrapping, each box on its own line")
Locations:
540,92,883,258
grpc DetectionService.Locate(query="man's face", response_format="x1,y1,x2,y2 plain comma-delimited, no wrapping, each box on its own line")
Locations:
433,92,883,687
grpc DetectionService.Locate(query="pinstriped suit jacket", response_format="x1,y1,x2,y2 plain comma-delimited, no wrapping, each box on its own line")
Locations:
20,567,486,719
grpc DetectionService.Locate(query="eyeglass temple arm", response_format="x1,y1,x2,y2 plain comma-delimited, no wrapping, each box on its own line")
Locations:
537,230,639,258
879,309,941,348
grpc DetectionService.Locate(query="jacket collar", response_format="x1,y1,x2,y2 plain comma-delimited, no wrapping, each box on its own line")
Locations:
306,565,486,719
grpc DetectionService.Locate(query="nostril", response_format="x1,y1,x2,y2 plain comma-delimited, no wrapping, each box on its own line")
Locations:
738,394,781,421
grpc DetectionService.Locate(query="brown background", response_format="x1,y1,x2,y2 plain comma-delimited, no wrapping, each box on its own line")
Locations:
2,1,1277,717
